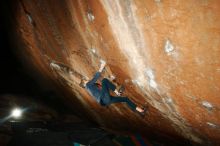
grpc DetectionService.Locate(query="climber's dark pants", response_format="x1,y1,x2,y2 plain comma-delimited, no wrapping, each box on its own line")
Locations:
100,78,137,111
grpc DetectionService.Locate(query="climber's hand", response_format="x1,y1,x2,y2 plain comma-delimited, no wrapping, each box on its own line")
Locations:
100,59,106,66
114,90,121,96
99,59,106,72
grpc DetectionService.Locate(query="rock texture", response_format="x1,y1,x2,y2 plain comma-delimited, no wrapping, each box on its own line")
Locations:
9,0,220,145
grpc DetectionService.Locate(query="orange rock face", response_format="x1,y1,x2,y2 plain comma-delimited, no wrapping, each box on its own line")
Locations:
11,0,220,145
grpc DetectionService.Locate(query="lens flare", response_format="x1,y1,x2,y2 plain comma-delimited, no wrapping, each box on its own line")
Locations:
11,108,22,118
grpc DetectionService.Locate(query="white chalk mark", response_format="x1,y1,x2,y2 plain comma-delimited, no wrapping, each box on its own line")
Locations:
164,39,174,54
149,80,157,88
101,0,148,89
185,94,196,100
50,62,61,70
202,101,213,110
145,69,155,79
87,11,95,21
166,97,173,103
207,122,217,128
27,14,33,24
132,79,142,87
91,48,96,54
145,68,158,89
162,97,173,104
125,79,130,83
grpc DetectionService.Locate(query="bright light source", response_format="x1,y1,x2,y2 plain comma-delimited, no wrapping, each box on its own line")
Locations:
11,108,22,118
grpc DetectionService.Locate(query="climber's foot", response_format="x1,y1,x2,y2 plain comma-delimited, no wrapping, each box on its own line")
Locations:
118,85,125,95
136,106,147,118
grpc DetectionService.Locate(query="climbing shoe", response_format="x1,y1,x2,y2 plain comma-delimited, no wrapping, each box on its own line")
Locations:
118,85,125,95
138,107,147,118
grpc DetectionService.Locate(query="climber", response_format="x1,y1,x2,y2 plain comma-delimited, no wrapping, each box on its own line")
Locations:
79,60,147,116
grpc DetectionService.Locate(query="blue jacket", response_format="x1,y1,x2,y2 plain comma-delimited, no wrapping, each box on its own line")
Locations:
86,72,102,103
